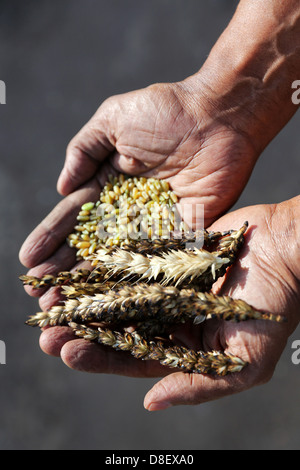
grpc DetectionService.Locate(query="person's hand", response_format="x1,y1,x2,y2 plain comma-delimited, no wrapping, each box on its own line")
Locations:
19,0,300,302
56,80,259,227
19,79,260,305
33,196,300,410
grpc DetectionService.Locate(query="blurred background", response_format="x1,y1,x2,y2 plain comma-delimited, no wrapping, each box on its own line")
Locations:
0,0,300,450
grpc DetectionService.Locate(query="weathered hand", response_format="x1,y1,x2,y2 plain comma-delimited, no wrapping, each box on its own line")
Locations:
20,0,300,301
36,197,300,410
57,81,258,227
19,80,258,305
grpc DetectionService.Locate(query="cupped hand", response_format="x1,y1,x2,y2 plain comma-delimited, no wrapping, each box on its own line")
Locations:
57,82,259,227
32,197,300,410
19,80,259,298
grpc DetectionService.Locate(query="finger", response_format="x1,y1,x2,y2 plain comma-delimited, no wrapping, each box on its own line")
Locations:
57,112,114,196
37,260,92,311
19,180,100,269
21,243,77,298
39,327,77,357
143,368,249,411
52,333,169,377
36,286,67,313
110,153,150,176
95,157,120,187
144,320,284,411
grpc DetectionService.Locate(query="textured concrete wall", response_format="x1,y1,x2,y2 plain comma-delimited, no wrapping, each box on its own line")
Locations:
0,0,299,450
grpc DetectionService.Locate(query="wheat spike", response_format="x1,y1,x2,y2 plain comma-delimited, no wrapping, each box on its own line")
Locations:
61,281,129,299
26,283,285,329
23,172,285,380
92,229,234,255
93,247,231,286
68,322,247,375
26,307,67,328
215,221,248,259
20,225,247,291
19,268,107,289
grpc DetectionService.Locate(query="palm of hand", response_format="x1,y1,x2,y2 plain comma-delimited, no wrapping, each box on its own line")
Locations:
141,202,299,408
61,83,258,226
35,200,299,409
20,82,258,299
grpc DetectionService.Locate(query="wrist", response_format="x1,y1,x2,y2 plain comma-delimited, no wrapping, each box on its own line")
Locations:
179,0,300,155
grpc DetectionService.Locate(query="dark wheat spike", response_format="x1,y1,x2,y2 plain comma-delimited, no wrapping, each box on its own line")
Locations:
61,281,129,299
68,323,248,376
20,269,91,289
97,229,234,255
19,266,113,289
25,284,286,328
215,221,249,261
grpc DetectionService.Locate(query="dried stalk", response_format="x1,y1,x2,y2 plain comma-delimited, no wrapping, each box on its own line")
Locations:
20,227,237,291
94,247,231,287
26,284,285,328
92,229,234,254
19,265,118,289
61,282,128,299
215,221,248,261
68,322,247,376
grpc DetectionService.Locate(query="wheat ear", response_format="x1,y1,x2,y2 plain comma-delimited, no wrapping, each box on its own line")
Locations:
26,283,285,328
92,229,234,255
20,224,248,290
19,268,104,289
61,281,130,299
215,221,248,260
19,265,122,289
68,323,247,375
93,247,231,287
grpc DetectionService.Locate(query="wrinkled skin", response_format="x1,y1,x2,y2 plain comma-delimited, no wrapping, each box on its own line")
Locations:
20,169,300,409
57,82,259,226
20,81,260,276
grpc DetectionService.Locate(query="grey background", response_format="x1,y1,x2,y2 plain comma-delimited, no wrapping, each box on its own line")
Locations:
0,0,300,450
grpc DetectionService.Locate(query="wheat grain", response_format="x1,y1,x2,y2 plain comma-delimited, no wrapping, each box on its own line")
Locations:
67,174,188,258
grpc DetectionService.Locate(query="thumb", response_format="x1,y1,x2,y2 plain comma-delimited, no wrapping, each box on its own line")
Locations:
57,101,115,196
144,372,245,411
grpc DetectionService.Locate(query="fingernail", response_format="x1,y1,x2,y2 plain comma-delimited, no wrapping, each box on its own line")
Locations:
147,401,172,412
